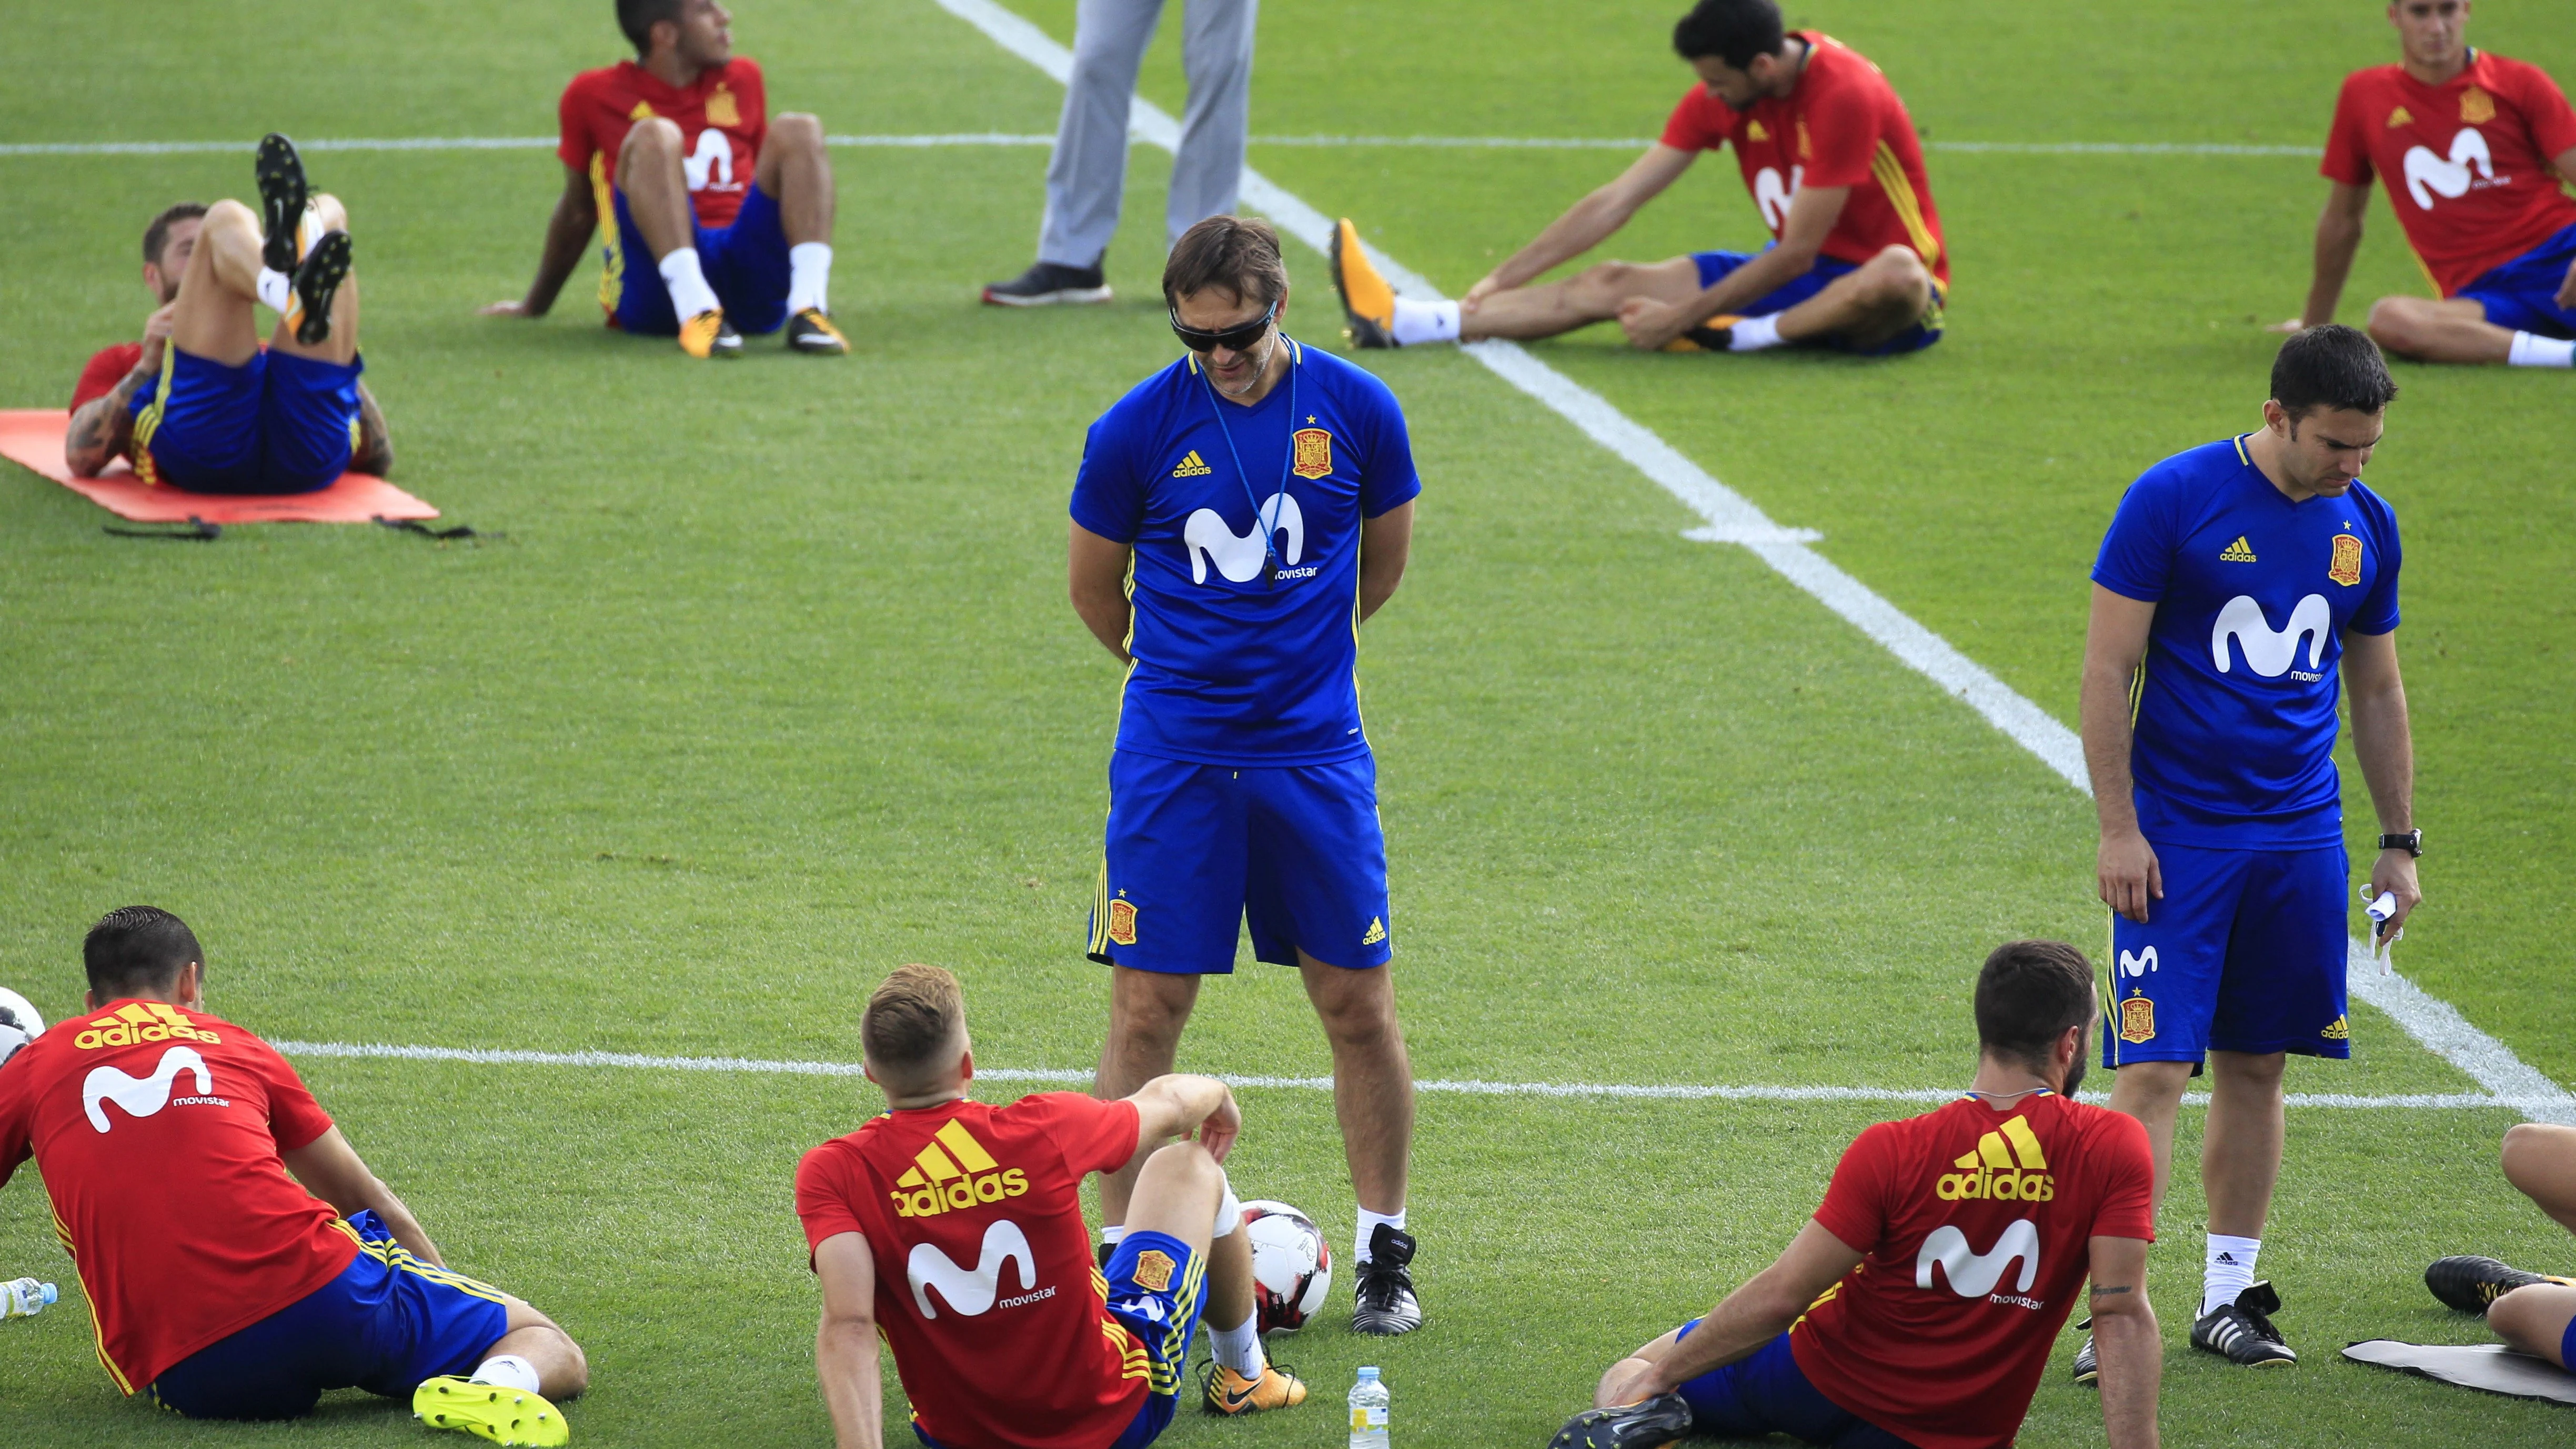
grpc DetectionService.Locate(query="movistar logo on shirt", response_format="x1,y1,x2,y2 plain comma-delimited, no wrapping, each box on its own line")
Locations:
1916,1218,2043,1303
2219,536,2257,562
907,1219,1041,1317
2211,594,2330,679
1935,1116,2055,1202
2403,127,2496,210
1184,494,1304,585
888,1119,1031,1218
1171,450,1213,478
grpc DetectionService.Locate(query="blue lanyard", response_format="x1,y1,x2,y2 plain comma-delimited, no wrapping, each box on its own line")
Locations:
1194,336,1299,587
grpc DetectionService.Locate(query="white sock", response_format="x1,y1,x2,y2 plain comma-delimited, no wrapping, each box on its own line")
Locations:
2203,1234,2260,1316
1388,298,1460,347
471,1354,541,1394
1212,1178,1242,1239
1208,1308,1266,1376
787,242,833,316
1354,1207,1407,1264
657,247,721,320
256,266,294,314
2508,331,2575,368
1100,1223,1126,1248
1726,314,1786,352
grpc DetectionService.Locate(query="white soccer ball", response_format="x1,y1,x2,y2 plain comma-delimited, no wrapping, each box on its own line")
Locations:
0,988,44,1069
1240,1199,1332,1334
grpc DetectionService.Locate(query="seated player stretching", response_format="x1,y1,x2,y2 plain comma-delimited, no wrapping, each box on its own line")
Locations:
1555,942,2160,1449
797,965,1305,1448
66,136,391,491
485,0,847,358
2278,0,2576,369
2423,1124,2576,1373
0,908,586,1441
1329,0,1946,358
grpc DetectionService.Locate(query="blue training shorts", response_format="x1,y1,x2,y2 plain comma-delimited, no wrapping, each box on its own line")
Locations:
610,184,792,336
2458,222,2576,340
1669,1325,1917,1448
149,1210,512,1420
2103,840,2351,1069
128,346,363,494
1089,750,1393,974
1688,246,1945,355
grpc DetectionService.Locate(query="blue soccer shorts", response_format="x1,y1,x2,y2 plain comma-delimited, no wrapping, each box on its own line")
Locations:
1088,750,1393,974
1689,246,1945,355
610,183,792,336
2458,222,2576,340
2102,840,2352,1069
148,1210,512,1420
1667,1325,1915,1449
129,346,363,494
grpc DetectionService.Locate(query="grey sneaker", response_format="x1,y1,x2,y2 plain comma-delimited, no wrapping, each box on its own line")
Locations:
981,260,1111,307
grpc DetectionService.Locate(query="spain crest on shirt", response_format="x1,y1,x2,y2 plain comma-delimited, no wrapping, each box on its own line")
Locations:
2328,534,2363,587
1292,428,1333,479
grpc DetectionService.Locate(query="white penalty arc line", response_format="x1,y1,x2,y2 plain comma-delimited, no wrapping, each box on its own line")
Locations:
268,1040,2533,1112
0,135,2325,159
927,0,2576,1129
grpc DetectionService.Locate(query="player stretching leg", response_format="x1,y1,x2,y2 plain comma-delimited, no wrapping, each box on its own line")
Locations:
65,137,391,491
2079,326,2419,1375
2424,1124,2576,1370
2275,0,2576,369
1069,217,1425,1334
799,965,1304,1447
1556,942,2160,1449
0,909,586,1441
1327,0,1945,358
484,0,846,358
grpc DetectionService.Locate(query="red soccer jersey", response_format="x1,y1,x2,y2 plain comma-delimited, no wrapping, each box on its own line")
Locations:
0,1000,356,1394
1659,32,1949,287
72,343,144,411
2322,51,2576,296
796,1093,1146,1449
1789,1093,2154,1449
557,57,768,230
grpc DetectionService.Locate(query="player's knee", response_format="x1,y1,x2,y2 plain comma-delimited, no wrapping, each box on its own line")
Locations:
772,112,824,150
1571,261,1638,306
2500,1122,2571,1194
2364,296,2424,352
2485,1285,2560,1359
622,116,683,161
203,197,260,240
1312,981,1399,1045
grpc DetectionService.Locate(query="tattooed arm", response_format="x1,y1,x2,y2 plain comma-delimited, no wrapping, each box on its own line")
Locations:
352,381,394,477
66,304,174,478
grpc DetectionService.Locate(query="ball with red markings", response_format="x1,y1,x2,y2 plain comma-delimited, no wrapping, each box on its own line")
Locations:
1239,1199,1332,1334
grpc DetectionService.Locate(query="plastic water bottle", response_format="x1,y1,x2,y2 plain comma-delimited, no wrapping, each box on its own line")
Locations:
1,1278,57,1319
1347,1365,1390,1449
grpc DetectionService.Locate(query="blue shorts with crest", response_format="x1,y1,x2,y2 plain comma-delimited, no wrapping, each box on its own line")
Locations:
1688,247,1945,355
2104,840,2351,1068
128,346,363,494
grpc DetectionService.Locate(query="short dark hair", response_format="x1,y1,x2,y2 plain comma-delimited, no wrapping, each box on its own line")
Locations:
1673,0,1788,69
1974,940,2095,1072
863,964,966,1086
83,907,203,1001
2271,324,2398,419
142,203,208,270
1162,215,1288,311
617,0,686,56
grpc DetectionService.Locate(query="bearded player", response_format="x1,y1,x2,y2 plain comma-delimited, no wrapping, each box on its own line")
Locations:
0,908,586,1438
1329,0,1944,358
1555,942,2159,1449
797,965,1305,1447
2276,0,2576,369
484,0,847,358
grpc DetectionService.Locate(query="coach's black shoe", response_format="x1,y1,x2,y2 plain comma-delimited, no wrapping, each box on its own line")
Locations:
1350,1224,1421,1334
2071,1322,2099,1384
2190,1281,2297,1367
1549,1392,1693,1449
288,229,351,346
982,260,1112,307
1328,219,1397,348
2426,1255,2573,1314
255,133,310,273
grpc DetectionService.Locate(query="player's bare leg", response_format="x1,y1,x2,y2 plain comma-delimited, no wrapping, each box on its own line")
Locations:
2365,296,2515,365
484,1300,590,1401
754,112,847,353
2201,1050,2287,1242
1123,1142,1305,1414
167,199,270,368
1768,244,1933,349
2503,1123,2576,1232
1093,966,1202,1225
2488,1284,2576,1367
1595,1325,1685,1408
2106,1059,2195,1209
1457,256,1705,342
617,117,738,358
1296,951,1413,1219
270,193,357,367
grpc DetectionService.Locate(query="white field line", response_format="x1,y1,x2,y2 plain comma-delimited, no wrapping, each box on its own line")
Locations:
269,1040,2534,1112
0,135,2325,159
931,0,2576,1128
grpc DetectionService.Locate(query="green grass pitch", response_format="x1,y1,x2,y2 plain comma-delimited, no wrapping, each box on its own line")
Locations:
4,0,2574,1443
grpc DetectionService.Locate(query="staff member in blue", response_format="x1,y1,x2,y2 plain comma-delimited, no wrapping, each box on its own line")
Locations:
2078,324,2420,1376
1068,215,1424,1335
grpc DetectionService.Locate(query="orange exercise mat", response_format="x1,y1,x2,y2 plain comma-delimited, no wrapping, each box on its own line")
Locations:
0,409,437,524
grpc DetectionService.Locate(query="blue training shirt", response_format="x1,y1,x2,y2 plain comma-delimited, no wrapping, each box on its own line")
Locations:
1071,339,1421,767
2092,435,2401,849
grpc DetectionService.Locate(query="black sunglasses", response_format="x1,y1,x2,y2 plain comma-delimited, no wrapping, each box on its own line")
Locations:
1169,300,1277,354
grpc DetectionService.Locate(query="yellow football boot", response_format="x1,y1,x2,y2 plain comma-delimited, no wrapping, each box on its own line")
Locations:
1202,1362,1307,1415
677,308,742,359
1329,219,1398,349
1661,316,1744,353
786,307,849,355
413,1376,569,1446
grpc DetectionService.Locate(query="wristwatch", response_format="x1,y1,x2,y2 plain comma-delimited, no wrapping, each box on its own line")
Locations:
2379,830,2423,858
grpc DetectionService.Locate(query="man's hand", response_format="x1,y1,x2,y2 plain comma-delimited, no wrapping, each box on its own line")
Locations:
2266,317,2308,335
2370,849,2422,937
139,302,177,374
2099,830,2162,924
1460,273,1505,315
479,299,536,317
1594,1357,1661,1408
1194,1088,1241,1163
1617,296,1689,351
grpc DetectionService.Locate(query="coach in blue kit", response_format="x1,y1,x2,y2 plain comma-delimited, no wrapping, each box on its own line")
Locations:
2078,325,2420,1374
1067,216,1425,1335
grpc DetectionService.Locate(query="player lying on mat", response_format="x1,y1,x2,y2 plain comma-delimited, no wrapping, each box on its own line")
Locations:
0,908,585,1440
797,965,1305,1449
1327,0,1946,358
1553,942,2160,1449
485,0,847,358
2423,1124,2576,1372
66,136,392,492
2275,0,2576,369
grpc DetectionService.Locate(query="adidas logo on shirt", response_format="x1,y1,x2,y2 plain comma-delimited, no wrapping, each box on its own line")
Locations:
888,1120,1031,1219
2220,536,2258,562
1936,1115,2057,1202
1171,450,1214,477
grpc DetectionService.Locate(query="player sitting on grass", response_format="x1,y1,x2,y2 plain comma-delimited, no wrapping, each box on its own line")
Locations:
66,136,392,491
1553,941,2160,1449
1327,0,1946,357
2423,1124,2576,1372
2277,0,2576,368
0,908,586,1441
797,965,1305,1448
484,0,847,358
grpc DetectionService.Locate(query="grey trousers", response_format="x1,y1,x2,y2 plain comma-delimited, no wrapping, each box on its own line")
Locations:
1038,0,1257,268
